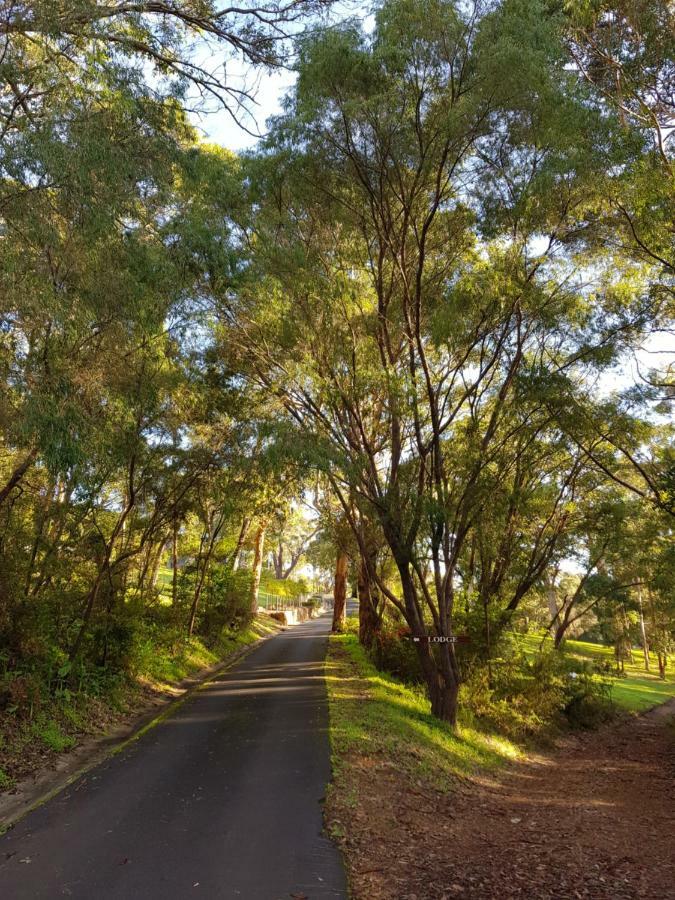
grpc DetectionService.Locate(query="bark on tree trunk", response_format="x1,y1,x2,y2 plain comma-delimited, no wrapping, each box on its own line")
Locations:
172,513,179,606
331,552,348,632
546,580,559,631
149,543,163,589
249,522,266,615
657,653,666,679
357,552,380,650
273,544,284,580
398,563,459,725
232,517,250,572
187,554,208,637
189,513,225,636
637,588,650,671
414,638,460,724
554,621,567,649
69,491,136,662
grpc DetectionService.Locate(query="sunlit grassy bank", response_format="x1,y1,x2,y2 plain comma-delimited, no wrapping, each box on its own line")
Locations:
516,634,675,713
325,627,675,800
136,613,281,690
326,632,521,793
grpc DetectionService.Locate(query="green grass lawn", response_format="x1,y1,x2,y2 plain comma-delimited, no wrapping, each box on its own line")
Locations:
515,633,675,713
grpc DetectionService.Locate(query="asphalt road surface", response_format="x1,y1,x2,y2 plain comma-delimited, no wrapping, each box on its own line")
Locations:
0,613,347,899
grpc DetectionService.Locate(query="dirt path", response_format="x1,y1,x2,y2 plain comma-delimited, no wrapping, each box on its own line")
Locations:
341,702,675,900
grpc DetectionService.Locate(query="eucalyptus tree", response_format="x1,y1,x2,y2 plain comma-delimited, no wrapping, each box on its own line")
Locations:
228,0,660,722
559,1,675,513
0,0,334,140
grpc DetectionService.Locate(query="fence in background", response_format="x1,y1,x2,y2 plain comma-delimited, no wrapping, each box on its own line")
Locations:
256,590,306,611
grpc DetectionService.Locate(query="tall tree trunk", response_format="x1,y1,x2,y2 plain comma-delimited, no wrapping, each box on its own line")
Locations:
399,563,459,725
554,618,568,649
172,512,179,607
357,552,380,650
69,491,136,662
331,552,348,632
546,578,559,631
621,602,634,662
187,552,209,637
188,512,225,637
232,516,251,572
249,521,266,615
657,653,666,679
637,587,650,671
149,541,164,589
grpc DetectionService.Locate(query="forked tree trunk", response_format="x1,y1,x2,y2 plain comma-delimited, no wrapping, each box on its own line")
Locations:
657,653,666,679
398,564,459,725
249,522,266,615
554,619,568,649
331,552,348,632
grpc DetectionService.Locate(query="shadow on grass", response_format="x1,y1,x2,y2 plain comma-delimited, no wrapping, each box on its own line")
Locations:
326,634,521,792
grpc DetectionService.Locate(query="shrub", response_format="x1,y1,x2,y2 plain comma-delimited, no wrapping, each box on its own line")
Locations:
462,645,616,738
370,623,424,684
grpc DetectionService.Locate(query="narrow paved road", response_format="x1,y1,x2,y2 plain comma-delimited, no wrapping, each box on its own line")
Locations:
0,614,346,899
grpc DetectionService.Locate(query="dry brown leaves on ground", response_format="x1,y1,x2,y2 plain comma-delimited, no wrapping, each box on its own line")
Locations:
327,703,675,900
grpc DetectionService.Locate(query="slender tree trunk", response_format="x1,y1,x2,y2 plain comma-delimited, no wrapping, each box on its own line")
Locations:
69,573,104,662
137,539,158,598
249,522,266,615
482,592,494,688
637,587,649,671
357,552,380,650
273,543,284,580
172,512,179,606
622,603,634,662
187,553,209,637
331,552,348,632
69,496,135,662
149,542,164,589
232,516,250,572
188,512,225,637
546,579,559,631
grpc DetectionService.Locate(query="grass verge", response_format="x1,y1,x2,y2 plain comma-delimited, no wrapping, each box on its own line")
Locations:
326,631,520,794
